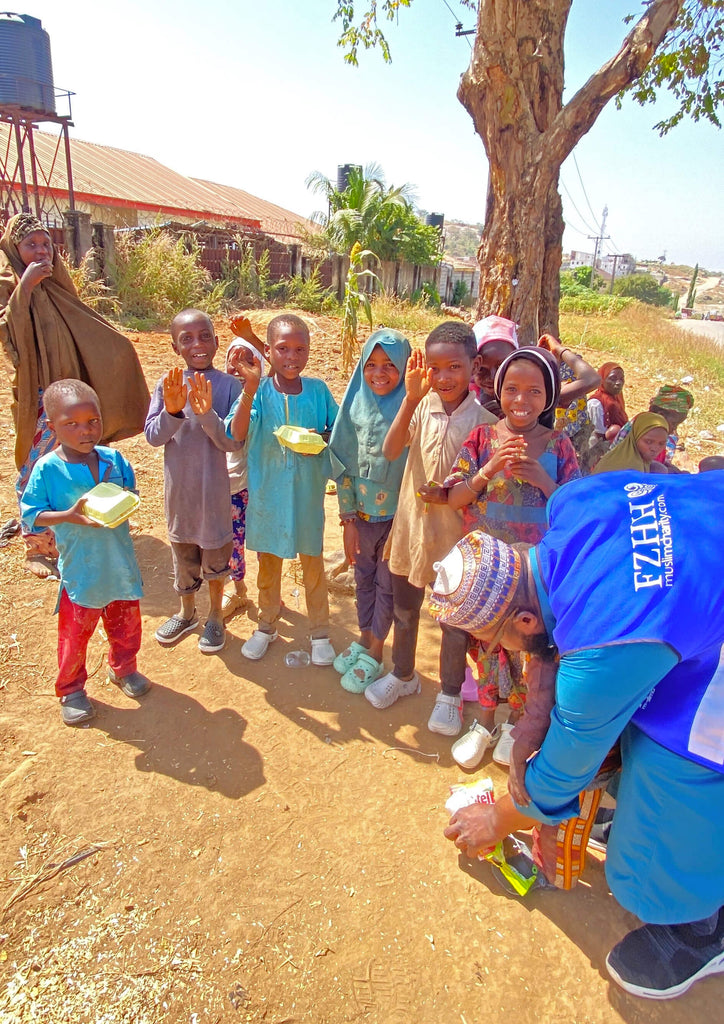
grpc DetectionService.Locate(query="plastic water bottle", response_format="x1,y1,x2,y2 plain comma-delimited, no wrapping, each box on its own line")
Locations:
285,650,311,668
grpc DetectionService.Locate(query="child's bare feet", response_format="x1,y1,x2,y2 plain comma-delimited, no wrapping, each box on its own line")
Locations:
24,555,58,579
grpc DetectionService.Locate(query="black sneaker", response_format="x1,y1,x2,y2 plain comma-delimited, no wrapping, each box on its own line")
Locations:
108,667,152,698
60,690,95,726
606,909,724,999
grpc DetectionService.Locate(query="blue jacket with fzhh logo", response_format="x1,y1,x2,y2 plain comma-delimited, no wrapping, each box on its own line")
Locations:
535,472,724,773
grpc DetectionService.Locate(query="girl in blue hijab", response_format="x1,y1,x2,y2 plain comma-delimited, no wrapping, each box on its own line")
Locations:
328,328,412,693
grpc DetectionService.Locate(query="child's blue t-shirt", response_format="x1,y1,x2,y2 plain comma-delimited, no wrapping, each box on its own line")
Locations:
21,447,143,609
225,376,338,558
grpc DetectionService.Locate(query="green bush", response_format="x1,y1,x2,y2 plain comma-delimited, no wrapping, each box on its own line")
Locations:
613,273,673,307
559,292,631,315
112,229,220,325
268,268,336,314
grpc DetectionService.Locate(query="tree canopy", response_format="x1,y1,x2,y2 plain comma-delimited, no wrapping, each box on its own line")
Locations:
331,1,723,340
306,163,442,264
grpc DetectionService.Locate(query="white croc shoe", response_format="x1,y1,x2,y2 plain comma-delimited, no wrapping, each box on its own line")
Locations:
427,693,464,736
311,637,336,666
451,720,501,769
365,671,420,709
493,722,516,766
242,629,277,660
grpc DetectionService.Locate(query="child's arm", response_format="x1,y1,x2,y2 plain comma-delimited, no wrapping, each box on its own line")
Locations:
382,351,431,461
230,315,265,353
538,334,600,403
188,373,243,452
34,498,100,529
226,353,262,441
144,369,188,447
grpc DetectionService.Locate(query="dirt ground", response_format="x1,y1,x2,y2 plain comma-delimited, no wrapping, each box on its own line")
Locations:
0,314,719,1024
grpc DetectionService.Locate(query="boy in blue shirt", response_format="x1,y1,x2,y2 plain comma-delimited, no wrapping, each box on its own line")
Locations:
21,379,151,726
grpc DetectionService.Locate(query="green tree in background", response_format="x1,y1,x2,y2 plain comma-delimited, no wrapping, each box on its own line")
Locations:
307,163,442,264
613,272,673,306
332,1,723,343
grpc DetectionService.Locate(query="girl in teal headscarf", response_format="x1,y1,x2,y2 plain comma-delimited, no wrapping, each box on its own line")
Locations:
328,328,412,693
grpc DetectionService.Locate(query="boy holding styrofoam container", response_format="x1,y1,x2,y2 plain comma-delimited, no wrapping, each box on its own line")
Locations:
225,313,338,664
21,378,151,726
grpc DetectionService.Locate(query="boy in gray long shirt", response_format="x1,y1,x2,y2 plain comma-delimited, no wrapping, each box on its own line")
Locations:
145,308,242,654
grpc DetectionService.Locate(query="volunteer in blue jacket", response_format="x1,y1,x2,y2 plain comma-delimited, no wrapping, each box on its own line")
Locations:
433,471,724,1001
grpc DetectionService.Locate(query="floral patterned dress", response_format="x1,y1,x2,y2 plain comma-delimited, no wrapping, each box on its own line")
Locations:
445,423,581,707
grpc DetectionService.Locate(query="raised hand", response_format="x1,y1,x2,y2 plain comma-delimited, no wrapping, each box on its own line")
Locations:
404,349,433,404
188,372,213,416
229,349,262,392
163,366,187,415
20,259,53,295
537,333,564,359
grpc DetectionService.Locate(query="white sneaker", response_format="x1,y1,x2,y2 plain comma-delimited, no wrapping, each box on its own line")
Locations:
493,722,515,766
242,629,277,660
365,671,420,709
451,720,501,769
427,693,464,736
311,637,336,666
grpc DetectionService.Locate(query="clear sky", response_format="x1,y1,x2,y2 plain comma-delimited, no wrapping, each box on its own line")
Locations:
13,0,724,270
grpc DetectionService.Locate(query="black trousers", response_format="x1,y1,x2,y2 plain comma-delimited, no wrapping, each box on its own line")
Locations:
391,572,468,694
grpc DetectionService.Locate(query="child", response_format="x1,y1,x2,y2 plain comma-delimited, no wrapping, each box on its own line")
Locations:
221,322,268,618
586,362,627,469
20,379,150,726
471,315,519,417
593,411,669,474
363,322,496,734
612,384,694,471
145,309,243,654
445,347,580,762
225,314,338,664
328,328,412,691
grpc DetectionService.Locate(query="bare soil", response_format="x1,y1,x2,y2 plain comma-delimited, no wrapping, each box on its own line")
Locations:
0,315,717,1023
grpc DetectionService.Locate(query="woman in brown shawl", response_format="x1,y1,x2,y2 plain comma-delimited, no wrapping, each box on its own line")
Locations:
0,213,150,576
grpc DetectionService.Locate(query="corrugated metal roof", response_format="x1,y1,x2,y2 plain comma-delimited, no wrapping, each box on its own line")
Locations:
194,178,318,241
0,125,311,235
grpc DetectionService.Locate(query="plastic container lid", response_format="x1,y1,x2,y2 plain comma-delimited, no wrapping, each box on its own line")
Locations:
82,482,140,528
273,425,327,455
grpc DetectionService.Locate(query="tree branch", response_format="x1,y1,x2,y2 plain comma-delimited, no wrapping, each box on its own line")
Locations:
544,0,684,167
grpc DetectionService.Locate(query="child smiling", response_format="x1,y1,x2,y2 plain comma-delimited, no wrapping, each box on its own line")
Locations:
145,309,243,654
226,314,338,664
328,328,411,691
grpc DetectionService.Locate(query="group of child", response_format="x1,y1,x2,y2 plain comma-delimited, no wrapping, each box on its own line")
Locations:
19,306,720,746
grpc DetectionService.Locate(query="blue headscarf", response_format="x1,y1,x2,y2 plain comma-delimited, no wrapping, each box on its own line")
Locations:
328,328,411,487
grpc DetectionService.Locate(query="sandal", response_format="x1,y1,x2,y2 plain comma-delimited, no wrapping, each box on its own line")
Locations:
221,591,250,619
332,641,367,674
155,612,198,646
340,652,384,694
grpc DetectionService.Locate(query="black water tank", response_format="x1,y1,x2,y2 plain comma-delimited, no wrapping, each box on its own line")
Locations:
426,213,445,230
0,13,56,114
337,164,362,192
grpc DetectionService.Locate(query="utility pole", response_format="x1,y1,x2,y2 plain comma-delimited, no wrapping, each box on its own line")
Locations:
609,254,619,294
588,205,609,288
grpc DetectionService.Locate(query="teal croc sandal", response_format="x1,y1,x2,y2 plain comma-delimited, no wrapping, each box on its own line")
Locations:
340,652,384,694
333,641,367,674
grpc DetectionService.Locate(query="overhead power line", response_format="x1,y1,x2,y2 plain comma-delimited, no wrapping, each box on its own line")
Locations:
572,153,600,227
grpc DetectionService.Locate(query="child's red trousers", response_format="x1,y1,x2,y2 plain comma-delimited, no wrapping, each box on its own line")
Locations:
56,589,142,697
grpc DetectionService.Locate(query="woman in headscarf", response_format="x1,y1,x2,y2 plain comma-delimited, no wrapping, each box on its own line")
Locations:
585,361,628,470
593,411,670,475
0,214,150,576
611,384,694,471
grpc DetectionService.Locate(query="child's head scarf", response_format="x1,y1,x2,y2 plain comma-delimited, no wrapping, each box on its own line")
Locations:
593,411,669,475
493,347,561,429
328,328,411,486
590,362,628,429
650,384,694,417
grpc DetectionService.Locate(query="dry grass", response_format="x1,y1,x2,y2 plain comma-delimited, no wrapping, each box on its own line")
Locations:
560,303,724,462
